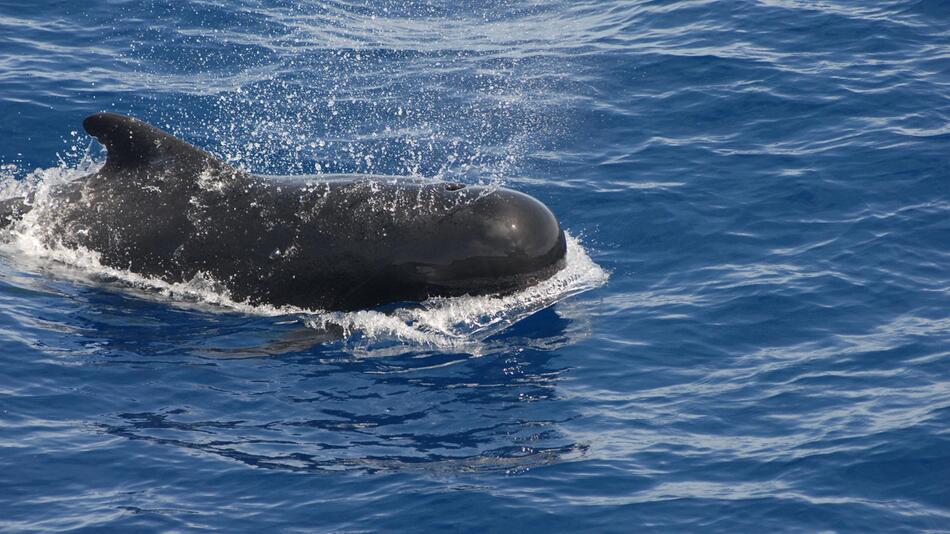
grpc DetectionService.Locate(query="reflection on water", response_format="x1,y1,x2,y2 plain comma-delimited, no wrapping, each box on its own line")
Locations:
92,308,589,474
0,247,598,475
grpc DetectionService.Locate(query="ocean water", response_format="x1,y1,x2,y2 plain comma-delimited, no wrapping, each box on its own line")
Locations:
1,0,948,531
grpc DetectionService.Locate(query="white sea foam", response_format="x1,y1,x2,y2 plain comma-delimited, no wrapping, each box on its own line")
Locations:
1,163,608,350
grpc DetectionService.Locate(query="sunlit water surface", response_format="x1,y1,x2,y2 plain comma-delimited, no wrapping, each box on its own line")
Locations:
1,1,948,532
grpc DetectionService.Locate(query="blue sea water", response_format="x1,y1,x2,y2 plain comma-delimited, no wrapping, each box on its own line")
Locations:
1,0,949,531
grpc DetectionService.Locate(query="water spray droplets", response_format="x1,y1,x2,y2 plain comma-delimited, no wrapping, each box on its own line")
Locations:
116,1,561,184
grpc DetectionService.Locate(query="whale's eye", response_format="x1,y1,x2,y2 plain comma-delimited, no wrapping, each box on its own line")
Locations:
444,183,466,191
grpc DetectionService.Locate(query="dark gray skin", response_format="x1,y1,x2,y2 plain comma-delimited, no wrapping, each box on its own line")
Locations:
0,113,567,310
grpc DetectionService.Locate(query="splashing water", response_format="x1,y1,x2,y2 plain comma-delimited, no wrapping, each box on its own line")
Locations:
0,159,607,352
118,1,565,185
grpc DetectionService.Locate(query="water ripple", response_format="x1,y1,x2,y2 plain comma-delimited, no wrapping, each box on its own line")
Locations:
2,0,949,531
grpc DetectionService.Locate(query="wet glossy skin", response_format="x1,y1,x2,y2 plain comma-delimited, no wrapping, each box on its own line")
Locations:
2,113,567,310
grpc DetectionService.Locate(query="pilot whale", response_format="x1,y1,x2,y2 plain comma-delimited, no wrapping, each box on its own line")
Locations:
0,113,567,310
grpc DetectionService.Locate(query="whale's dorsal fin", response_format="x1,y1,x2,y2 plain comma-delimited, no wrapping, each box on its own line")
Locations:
83,112,239,177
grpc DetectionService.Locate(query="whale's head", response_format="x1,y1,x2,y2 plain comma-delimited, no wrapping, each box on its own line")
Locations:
400,184,568,296
275,180,568,309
